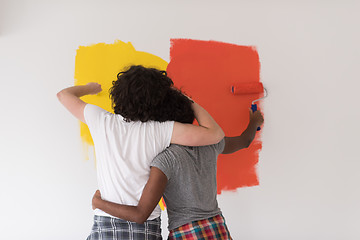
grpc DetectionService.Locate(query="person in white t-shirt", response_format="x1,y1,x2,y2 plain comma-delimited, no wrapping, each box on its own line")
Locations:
57,65,224,240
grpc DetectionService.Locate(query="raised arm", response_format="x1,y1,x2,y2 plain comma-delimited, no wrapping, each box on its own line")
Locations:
171,101,225,146
222,109,264,154
56,83,102,123
92,167,168,224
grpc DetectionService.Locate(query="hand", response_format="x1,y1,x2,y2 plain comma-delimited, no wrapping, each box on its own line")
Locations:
92,190,102,210
86,82,102,95
249,109,264,128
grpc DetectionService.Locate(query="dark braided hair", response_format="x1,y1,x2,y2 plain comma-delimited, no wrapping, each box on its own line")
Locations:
109,65,195,124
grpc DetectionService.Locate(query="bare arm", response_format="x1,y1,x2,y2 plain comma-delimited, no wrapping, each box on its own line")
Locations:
171,101,225,146
57,83,102,123
92,167,168,224
222,109,264,154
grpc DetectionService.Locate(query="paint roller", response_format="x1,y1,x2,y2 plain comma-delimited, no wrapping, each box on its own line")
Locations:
231,82,267,131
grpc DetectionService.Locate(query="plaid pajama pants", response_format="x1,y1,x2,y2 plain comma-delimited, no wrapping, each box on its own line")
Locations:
168,214,232,240
86,215,162,240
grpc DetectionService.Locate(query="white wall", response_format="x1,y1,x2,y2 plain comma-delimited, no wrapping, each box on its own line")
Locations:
1,0,359,239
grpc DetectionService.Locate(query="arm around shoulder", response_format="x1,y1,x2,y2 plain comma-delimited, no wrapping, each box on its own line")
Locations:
171,101,224,146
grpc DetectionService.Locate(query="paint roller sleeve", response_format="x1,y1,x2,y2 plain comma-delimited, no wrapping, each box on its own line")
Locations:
231,82,264,95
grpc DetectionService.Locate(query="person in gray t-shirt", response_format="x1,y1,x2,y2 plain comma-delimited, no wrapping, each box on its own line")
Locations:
150,140,225,230
92,108,264,239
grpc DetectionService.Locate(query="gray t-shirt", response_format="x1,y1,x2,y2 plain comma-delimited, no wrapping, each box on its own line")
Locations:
150,139,225,230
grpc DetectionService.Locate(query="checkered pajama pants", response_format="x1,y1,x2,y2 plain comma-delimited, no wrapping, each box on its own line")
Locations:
168,214,232,240
86,215,162,240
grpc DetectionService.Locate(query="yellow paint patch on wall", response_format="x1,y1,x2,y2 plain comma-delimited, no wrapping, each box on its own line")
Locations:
75,40,168,146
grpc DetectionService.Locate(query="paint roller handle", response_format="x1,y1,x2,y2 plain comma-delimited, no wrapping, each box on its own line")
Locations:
251,104,261,131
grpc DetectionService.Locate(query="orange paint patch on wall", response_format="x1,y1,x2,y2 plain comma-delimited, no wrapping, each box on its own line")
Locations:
167,39,263,193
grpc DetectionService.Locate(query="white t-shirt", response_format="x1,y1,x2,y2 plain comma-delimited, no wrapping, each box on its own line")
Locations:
84,104,174,220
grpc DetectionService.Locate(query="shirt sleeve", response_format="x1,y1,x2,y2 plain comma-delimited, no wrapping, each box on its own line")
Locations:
214,138,225,154
150,149,175,181
83,104,108,134
153,121,175,149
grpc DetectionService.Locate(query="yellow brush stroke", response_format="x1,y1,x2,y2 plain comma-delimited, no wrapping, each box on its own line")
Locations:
159,197,166,210
75,40,168,210
75,40,168,146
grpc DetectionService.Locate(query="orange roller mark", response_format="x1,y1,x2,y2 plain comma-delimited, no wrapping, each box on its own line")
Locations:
167,39,263,193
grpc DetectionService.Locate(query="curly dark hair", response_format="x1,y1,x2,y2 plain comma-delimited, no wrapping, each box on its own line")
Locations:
109,65,195,124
